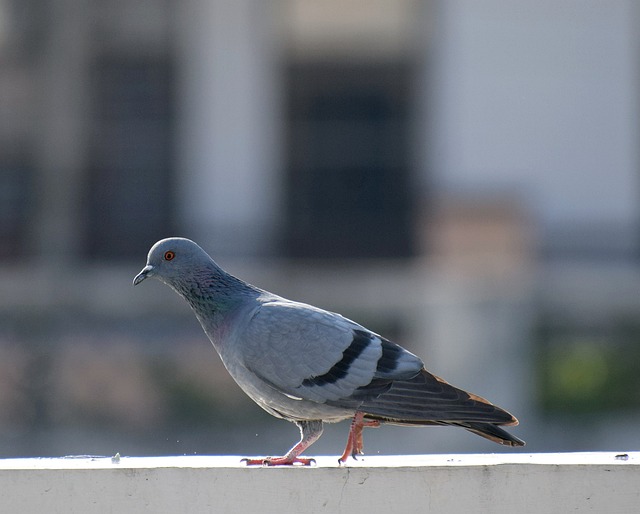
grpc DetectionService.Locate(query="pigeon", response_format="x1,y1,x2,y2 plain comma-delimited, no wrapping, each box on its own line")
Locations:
134,237,524,465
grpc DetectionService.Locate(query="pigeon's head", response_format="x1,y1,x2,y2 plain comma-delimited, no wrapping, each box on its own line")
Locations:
133,237,211,287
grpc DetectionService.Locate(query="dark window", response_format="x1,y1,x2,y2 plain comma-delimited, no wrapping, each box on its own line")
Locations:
0,155,33,259
84,54,175,260
284,61,415,259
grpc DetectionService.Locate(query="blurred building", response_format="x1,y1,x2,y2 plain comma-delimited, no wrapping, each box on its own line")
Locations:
0,0,639,456
3,0,637,263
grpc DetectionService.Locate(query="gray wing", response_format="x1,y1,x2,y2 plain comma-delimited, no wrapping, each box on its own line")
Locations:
238,299,424,405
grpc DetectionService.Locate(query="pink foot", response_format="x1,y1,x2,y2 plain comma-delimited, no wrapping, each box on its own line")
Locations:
241,420,323,466
241,456,316,466
338,412,380,464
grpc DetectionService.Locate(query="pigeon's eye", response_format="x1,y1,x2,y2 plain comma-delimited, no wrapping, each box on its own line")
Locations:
164,251,175,261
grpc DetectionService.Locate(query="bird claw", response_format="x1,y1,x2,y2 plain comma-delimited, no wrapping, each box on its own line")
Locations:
338,449,363,466
241,456,316,466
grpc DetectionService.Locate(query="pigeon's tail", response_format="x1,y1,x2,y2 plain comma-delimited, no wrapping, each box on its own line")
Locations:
358,368,525,447
452,421,525,446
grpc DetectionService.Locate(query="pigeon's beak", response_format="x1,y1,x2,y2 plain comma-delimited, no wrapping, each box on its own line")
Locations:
133,265,155,286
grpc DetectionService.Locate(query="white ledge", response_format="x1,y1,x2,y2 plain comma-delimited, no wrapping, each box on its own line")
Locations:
1,452,638,513
1,451,637,469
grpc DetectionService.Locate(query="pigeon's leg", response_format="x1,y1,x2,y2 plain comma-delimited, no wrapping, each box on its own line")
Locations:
242,420,323,466
338,411,380,464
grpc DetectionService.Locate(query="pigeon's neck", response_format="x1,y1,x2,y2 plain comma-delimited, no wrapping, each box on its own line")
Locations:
171,265,260,342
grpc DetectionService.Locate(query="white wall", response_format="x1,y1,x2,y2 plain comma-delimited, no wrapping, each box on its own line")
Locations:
177,0,283,257
428,0,639,233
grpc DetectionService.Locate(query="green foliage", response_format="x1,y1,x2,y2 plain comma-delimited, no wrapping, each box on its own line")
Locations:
537,319,640,415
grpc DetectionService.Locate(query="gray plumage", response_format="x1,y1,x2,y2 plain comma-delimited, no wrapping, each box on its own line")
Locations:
134,237,524,465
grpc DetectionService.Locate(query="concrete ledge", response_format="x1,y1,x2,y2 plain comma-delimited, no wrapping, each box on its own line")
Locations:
1,452,638,513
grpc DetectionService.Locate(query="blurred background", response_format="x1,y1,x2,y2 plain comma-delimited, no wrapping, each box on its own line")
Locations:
0,0,639,458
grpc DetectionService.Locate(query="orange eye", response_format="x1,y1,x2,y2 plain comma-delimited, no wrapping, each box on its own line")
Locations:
164,251,175,261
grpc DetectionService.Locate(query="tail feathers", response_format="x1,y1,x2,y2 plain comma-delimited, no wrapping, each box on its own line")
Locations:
357,368,525,446
359,369,518,425
454,421,526,447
